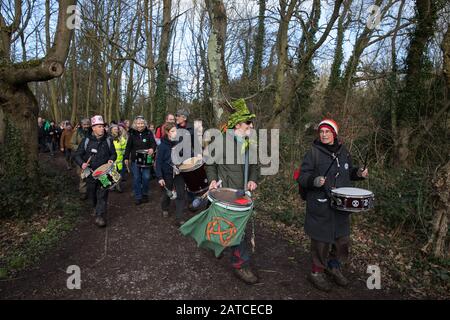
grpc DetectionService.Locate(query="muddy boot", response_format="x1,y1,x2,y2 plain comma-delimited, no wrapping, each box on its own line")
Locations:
162,210,169,218
233,267,258,285
307,272,331,292
326,267,349,287
80,193,88,200
142,195,149,203
95,216,106,228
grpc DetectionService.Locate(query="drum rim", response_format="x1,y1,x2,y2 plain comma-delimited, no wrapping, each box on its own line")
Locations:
208,188,253,211
93,162,113,177
331,187,374,198
334,207,373,213
136,149,152,154
178,157,204,172
187,186,209,194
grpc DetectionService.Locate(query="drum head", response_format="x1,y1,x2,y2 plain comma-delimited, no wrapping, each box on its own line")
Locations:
208,188,253,208
178,156,203,172
93,163,112,177
332,187,373,197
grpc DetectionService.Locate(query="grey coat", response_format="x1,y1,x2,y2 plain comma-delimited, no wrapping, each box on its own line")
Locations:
299,140,364,243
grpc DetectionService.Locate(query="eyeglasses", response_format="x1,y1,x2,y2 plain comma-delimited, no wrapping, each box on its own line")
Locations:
245,120,253,125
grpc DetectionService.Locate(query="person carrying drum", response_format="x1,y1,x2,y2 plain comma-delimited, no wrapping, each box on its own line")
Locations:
74,115,117,228
71,118,92,200
205,99,259,285
298,119,369,292
124,116,156,206
155,122,187,225
109,124,127,192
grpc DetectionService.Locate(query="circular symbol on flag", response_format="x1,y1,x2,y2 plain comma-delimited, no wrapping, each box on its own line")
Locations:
206,217,237,246
352,200,360,207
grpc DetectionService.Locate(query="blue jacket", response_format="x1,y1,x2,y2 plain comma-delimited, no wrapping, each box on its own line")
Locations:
155,137,177,179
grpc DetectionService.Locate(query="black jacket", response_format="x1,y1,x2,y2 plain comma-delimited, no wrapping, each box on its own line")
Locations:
74,134,117,171
298,139,364,243
45,125,59,143
124,128,157,162
155,137,178,179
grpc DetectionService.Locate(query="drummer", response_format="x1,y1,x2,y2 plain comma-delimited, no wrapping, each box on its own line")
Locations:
124,116,157,205
74,115,117,228
155,122,186,225
205,99,259,285
298,119,368,292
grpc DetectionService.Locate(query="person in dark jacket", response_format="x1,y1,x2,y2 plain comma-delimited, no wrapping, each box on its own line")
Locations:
72,118,92,200
74,115,117,228
37,117,47,152
204,98,259,285
298,119,368,292
124,116,157,205
156,122,186,224
44,120,58,156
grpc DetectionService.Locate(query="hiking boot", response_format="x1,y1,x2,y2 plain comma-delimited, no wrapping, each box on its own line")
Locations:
307,272,331,292
326,267,349,287
80,193,88,200
95,216,106,228
135,199,142,206
233,267,258,285
162,210,169,218
142,195,149,203
91,209,96,216
115,183,122,193
177,220,186,227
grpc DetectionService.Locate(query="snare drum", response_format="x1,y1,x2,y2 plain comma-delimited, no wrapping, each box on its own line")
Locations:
330,187,374,213
92,162,121,189
136,149,153,167
178,156,209,194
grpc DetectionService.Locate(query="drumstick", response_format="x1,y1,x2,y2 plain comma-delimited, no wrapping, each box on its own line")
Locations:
200,180,222,200
323,156,337,178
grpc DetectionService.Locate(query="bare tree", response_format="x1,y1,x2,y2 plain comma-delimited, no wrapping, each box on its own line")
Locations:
0,0,76,174
205,0,229,126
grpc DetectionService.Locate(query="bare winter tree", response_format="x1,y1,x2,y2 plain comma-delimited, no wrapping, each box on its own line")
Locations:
0,0,76,175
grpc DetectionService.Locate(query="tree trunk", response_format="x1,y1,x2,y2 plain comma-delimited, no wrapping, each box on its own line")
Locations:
70,38,78,125
154,0,172,125
324,0,351,111
205,0,229,127
0,0,75,178
395,0,438,166
249,0,266,87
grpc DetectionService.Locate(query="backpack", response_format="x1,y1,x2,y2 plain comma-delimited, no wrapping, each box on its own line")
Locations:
84,137,112,153
293,147,319,200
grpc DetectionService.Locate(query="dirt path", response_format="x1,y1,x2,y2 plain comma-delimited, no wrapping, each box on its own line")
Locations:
0,154,405,299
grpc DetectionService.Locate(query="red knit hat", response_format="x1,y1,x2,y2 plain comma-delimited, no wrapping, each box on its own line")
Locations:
318,119,339,137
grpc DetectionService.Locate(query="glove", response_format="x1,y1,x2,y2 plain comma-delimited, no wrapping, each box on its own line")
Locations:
313,176,326,187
